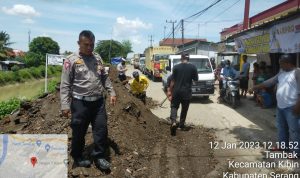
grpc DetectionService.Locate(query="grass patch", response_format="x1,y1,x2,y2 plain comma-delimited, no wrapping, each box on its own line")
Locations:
0,77,61,119
0,65,62,86
0,98,21,119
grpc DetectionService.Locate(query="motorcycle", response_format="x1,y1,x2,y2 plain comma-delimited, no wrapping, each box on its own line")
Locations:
220,77,240,108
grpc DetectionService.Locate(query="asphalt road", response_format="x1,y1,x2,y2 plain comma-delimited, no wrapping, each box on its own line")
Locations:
126,64,299,175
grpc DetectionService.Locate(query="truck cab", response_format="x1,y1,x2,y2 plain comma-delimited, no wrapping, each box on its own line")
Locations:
162,54,215,98
144,46,176,82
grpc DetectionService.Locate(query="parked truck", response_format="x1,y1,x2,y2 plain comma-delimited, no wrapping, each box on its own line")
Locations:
144,46,176,81
133,53,145,69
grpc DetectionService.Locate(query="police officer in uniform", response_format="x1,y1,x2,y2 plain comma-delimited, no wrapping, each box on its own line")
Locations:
60,30,116,170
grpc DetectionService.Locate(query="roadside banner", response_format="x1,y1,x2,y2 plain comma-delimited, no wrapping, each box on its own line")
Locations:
47,54,65,65
234,16,300,54
270,17,300,53
45,54,65,93
234,29,270,54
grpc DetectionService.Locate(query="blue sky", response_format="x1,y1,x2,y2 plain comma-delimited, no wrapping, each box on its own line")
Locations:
0,0,284,55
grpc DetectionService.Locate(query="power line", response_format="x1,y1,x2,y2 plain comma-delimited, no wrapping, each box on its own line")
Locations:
171,0,187,19
149,35,154,47
166,20,177,47
163,21,181,41
162,0,225,44
178,0,197,19
204,0,241,24
185,18,242,24
184,0,223,21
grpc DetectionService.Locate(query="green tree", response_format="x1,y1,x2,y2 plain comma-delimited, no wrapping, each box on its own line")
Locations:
94,40,124,63
27,37,60,67
121,40,133,57
24,52,44,67
63,50,73,56
0,31,13,60
29,37,60,56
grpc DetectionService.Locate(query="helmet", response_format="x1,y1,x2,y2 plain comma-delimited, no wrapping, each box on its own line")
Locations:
225,60,231,65
132,71,139,78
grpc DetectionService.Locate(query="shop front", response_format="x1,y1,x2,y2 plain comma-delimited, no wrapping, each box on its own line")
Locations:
233,13,300,76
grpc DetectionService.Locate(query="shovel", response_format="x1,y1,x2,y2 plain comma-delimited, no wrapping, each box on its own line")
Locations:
159,97,168,107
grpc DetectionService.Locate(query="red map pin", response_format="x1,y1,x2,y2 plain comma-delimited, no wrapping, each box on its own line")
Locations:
31,157,37,167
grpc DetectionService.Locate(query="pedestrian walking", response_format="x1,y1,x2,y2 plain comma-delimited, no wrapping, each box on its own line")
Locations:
60,30,117,170
167,53,198,136
250,54,300,153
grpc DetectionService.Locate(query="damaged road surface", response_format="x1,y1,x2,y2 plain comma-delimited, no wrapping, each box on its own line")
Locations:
0,67,217,178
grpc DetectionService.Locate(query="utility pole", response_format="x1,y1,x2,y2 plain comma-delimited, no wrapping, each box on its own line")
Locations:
108,28,113,63
163,26,166,39
149,35,154,47
197,24,200,55
108,39,112,63
28,30,31,47
197,23,200,39
166,20,177,47
243,0,250,30
181,19,184,51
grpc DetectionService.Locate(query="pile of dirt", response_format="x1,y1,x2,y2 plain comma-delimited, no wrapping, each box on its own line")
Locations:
0,67,217,178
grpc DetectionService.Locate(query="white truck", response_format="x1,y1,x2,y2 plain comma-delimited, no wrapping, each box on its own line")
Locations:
162,54,215,99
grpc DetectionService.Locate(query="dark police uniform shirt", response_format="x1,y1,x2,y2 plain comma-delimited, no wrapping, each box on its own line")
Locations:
60,52,116,110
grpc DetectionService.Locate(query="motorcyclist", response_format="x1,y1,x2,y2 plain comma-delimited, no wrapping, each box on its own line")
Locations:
219,60,238,98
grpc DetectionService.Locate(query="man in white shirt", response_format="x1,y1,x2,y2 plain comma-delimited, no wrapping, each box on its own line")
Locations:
117,57,127,81
250,54,300,153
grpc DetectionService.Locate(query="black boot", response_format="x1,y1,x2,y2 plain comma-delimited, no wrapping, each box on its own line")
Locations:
95,158,111,170
73,157,91,168
170,122,177,136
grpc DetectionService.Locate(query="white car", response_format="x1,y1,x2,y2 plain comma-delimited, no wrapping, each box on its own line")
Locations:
162,54,215,99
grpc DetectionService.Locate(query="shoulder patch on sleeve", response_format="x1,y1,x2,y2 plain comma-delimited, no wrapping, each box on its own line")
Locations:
64,59,71,70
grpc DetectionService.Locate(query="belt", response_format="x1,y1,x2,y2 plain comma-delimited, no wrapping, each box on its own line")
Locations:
73,95,103,101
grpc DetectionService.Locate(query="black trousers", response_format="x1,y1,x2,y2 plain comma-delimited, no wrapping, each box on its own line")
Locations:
135,92,146,104
70,98,107,159
118,74,126,82
170,94,191,127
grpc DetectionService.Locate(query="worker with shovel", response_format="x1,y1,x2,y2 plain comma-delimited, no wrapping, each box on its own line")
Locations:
130,71,149,104
167,53,198,136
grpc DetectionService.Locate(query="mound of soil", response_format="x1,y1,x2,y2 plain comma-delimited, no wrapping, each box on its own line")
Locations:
0,67,217,178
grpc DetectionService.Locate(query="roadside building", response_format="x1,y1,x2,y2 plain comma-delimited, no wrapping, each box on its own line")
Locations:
161,38,235,64
159,38,207,47
0,61,25,71
177,40,231,58
221,0,300,74
220,0,300,102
